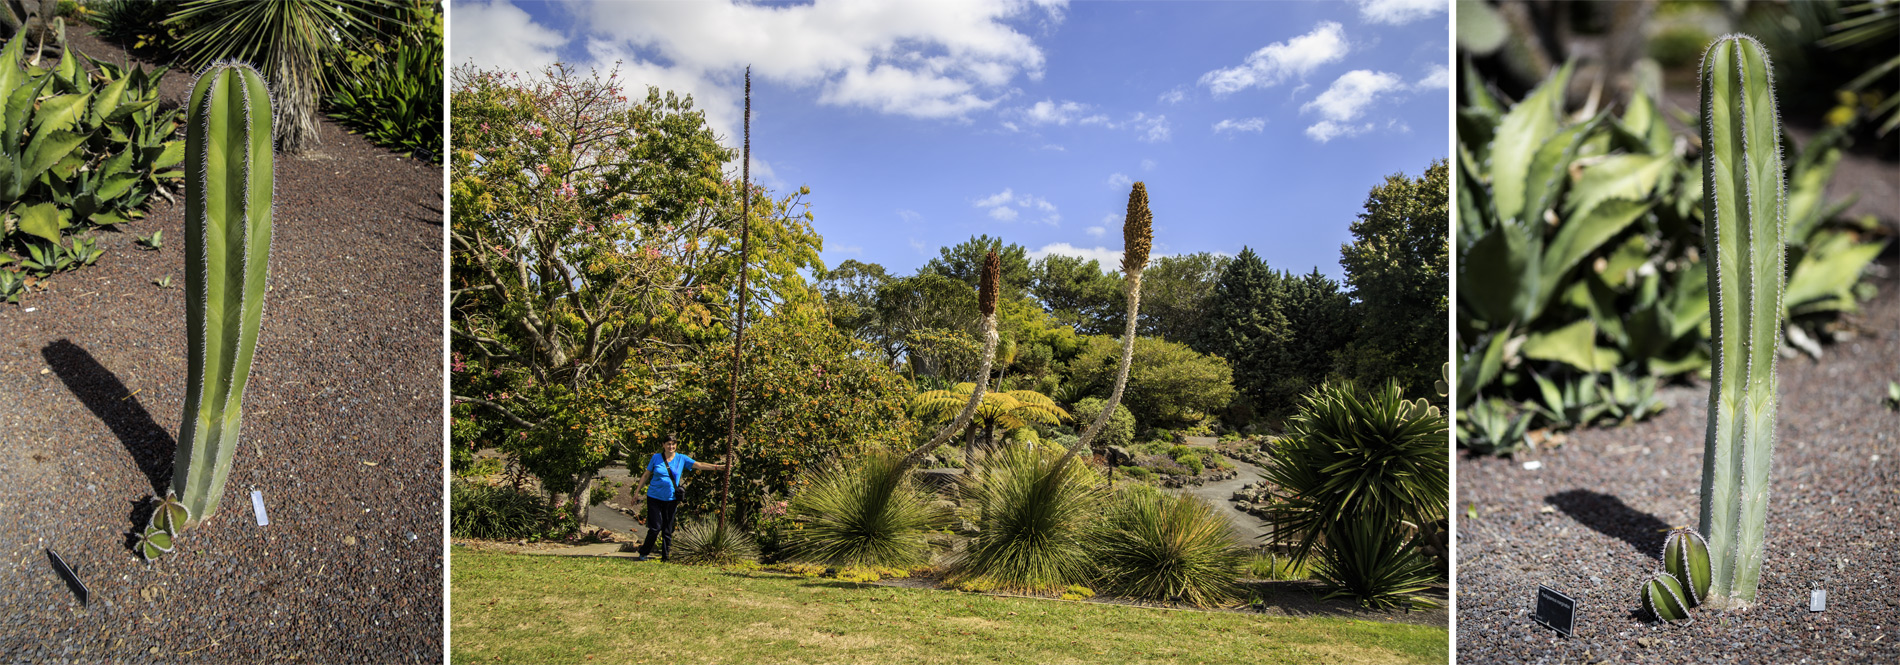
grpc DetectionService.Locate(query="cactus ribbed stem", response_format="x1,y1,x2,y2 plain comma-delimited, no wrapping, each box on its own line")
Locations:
170,62,273,527
1695,34,1784,608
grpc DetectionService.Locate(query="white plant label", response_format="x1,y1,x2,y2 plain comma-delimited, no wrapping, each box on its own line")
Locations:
251,490,270,526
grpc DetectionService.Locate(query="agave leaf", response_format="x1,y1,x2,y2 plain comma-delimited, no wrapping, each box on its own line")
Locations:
1488,61,1574,223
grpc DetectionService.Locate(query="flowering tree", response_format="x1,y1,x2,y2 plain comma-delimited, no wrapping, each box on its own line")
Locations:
448,62,824,512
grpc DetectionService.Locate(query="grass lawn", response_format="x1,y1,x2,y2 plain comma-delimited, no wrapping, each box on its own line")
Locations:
450,549,1448,664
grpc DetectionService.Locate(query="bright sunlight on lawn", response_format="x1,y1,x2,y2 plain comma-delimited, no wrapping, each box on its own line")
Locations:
450,550,1447,664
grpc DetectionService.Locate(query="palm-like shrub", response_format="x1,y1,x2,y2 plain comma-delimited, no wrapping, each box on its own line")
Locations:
1262,379,1447,608
785,450,951,568
951,445,1105,593
1314,516,1440,610
912,383,1069,453
1092,487,1246,607
671,517,760,566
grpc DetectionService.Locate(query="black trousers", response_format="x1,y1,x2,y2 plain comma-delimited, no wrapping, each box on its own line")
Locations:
639,497,680,561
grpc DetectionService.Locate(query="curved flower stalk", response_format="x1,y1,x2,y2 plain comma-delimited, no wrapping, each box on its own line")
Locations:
1056,182,1152,470
903,250,1003,466
169,61,274,531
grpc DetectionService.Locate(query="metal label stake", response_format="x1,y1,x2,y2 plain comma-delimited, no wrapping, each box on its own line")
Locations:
47,548,88,606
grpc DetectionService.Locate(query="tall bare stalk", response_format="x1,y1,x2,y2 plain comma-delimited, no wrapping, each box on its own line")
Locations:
719,68,753,532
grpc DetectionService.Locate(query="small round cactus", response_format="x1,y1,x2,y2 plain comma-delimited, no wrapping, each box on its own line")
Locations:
136,525,174,562
1641,571,1693,623
1662,527,1712,607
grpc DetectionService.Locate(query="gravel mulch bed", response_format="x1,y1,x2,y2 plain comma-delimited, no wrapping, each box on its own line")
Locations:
1454,260,1900,663
0,30,442,662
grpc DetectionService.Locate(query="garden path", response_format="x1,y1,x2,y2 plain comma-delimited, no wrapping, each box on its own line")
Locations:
1171,452,1273,544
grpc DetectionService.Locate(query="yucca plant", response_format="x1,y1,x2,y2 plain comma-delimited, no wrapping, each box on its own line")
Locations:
165,0,390,153
1313,516,1441,610
1695,34,1786,609
671,517,760,566
950,445,1105,594
1091,488,1247,608
784,450,951,568
166,61,273,534
1261,380,1447,607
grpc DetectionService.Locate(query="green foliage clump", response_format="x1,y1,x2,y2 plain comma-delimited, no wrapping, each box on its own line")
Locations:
1117,465,1155,483
1070,398,1135,450
328,2,442,162
670,517,760,566
1091,490,1246,608
784,451,951,569
1067,335,1235,428
951,445,1105,594
450,480,552,540
1060,585,1096,601
1262,380,1447,609
1245,552,1312,581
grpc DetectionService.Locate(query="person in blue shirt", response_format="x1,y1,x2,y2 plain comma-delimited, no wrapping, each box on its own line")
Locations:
632,433,729,562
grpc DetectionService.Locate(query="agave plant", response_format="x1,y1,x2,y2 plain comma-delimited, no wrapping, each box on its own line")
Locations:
1091,488,1246,608
784,450,951,569
1314,515,1441,610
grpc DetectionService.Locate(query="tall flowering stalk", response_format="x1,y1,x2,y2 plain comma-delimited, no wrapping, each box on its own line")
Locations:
719,68,753,532
903,250,1003,466
1056,182,1152,469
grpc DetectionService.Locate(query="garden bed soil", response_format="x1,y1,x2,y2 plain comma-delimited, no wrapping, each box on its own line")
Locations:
0,30,442,662
1454,259,1900,663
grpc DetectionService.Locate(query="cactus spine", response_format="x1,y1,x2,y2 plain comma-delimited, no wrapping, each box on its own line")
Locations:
1695,34,1784,608
171,62,273,527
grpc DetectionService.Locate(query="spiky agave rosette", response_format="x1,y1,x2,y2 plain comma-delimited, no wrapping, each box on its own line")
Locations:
170,60,274,534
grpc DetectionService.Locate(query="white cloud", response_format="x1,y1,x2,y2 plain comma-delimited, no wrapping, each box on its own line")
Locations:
1086,226,1106,238
1414,64,1450,90
1022,99,1091,125
1356,0,1446,26
1107,173,1131,187
1131,113,1170,142
1212,117,1267,134
452,0,565,73
1157,88,1187,105
567,0,1063,144
1140,159,1156,172
974,188,1059,224
897,209,923,223
831,245,864,255
1001,120,1021,132
1029,242,1122,266
1302,70,1403,122
1304,120,1373,142
1198,22,1348,96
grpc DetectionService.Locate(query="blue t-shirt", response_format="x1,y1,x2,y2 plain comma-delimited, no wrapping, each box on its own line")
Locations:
644,453,696,501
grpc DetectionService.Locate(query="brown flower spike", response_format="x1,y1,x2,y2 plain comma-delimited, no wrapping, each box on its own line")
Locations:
979,250,1000,316
1122,182,1152,275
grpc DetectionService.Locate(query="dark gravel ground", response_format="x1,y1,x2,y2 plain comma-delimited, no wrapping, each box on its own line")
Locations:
1454,260,1900,663
0,31,443,662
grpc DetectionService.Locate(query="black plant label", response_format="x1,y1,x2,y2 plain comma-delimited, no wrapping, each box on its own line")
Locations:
1532,584,1577,638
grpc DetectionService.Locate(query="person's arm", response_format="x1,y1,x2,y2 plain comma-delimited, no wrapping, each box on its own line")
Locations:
634,457,652,494
690,457,730,472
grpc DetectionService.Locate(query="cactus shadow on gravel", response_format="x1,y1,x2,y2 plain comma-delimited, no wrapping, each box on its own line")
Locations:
1544,489,1671,561
40,339,174,496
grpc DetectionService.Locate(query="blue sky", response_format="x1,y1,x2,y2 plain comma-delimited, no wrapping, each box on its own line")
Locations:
452,0,1450,281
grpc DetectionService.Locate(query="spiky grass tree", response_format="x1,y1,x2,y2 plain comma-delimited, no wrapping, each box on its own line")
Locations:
670,516,760,566
1055,183,1152,469
1092,488,1247,608
785,450,952,568
1695,33,1787,610
950,445,1106,593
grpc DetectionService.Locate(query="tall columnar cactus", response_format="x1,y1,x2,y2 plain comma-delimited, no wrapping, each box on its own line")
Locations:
1695,34,1784,608
1057,182,1152,468
170,62,274,527
904,250,1002,465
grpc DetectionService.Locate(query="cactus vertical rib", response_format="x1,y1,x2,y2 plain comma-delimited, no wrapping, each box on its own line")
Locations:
1695,34,1784,606
172,62,273,525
